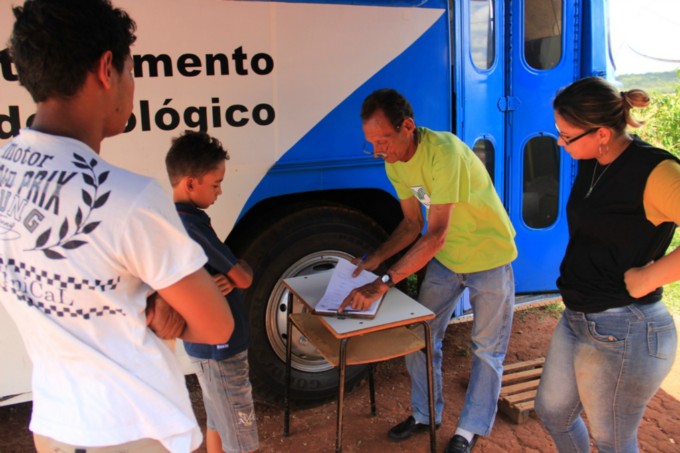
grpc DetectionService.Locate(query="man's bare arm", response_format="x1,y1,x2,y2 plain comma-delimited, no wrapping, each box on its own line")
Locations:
387,202,453,283
353,197,424,275
340,201,453,312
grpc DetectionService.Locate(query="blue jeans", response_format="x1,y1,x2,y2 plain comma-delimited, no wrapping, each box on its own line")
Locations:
406,259,515,436
535,302,677,453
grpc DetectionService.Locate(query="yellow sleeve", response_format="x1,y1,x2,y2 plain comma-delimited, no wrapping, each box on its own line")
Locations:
644,159,680,225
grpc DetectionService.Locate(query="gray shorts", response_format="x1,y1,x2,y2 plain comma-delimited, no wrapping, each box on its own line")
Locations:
192,351,259,453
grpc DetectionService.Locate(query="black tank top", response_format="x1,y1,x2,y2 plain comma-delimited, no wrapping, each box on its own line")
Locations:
557,137,678,313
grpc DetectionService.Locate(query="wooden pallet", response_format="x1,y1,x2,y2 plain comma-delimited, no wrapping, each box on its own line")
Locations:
498,358,545,424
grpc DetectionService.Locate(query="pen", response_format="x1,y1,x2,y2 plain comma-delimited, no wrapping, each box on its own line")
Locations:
335,308,362,320
327,308,361,313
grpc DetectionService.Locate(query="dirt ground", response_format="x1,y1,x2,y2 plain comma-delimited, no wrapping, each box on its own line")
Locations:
1,307,678,453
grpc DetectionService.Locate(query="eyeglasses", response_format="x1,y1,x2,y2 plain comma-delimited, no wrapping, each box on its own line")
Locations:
361,142,377,155
555,124,599,145
361,124,401,156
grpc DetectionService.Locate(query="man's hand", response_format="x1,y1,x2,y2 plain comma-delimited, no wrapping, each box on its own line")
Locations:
213,274,235,296
350,254,380,277
146,293,187,340
338,279,388,313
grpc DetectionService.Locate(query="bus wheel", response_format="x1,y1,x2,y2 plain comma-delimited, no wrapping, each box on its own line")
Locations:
241,205,388,405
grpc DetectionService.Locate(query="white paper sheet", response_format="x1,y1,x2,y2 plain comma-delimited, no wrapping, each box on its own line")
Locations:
314,257,382,317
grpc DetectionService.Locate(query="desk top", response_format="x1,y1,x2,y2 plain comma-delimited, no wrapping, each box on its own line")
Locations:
283,270,434,338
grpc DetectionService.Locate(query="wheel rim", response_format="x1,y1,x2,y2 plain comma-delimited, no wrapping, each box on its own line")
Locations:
265,251,353,373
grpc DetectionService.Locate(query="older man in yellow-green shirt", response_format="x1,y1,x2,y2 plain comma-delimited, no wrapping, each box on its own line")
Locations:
340,89,517,453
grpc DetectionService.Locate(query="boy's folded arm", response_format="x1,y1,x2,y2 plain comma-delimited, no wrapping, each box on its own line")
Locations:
212,273,235,296
227,260,253,289
157,268,234,344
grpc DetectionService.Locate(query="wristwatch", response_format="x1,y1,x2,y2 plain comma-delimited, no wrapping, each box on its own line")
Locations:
380,273,395,288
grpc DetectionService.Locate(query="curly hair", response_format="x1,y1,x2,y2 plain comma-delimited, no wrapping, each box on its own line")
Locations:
9,0,136,102
553,76,650,133
165,131,230,187
360,88,414,130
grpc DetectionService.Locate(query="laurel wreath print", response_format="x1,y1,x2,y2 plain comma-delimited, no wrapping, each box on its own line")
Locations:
29,153,110,260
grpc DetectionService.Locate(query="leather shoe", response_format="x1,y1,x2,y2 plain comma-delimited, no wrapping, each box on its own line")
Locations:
387,415,440,440
445,434,478,453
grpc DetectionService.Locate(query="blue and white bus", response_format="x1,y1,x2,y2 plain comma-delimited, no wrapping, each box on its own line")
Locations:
0,0,613,405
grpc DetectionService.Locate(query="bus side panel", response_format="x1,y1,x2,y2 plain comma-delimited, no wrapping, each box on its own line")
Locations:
244,11,451,210
0,304,32,406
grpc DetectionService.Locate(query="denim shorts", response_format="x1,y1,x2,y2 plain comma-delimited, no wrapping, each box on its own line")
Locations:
192,351,259,453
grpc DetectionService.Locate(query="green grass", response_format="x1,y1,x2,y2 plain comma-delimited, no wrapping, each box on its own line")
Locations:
541,302,564,318
617,71,679,94
515,302,564,322
663,230,680,315
663,283,680,314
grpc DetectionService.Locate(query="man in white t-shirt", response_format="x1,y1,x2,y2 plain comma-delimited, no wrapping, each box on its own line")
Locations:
1,1,234,452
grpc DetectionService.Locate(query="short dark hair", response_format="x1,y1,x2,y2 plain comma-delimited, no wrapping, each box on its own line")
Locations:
360,88,414,130
165,131,230,187
10,0,137,102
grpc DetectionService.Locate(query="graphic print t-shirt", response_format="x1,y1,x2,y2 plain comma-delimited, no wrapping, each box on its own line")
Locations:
0,130,207,452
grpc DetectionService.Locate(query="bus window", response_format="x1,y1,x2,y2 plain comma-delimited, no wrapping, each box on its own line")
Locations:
523,136,559,228
473,138,495,183
524,0,562,70
469,0,495,70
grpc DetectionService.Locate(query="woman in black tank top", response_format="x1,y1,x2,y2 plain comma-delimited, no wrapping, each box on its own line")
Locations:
535,76,678,453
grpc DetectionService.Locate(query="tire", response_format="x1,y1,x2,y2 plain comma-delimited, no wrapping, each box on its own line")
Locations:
240,205,389,406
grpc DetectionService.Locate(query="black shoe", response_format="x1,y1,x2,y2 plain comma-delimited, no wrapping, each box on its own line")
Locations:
387,415,440,441
445,434,478,453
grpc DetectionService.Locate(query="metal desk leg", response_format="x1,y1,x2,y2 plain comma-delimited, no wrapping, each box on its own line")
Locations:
336,338,349,453
422,321,436,453
283,292,294,436
368,364,376,416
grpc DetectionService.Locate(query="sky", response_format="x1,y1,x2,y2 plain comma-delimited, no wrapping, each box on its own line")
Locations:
609,0,680,74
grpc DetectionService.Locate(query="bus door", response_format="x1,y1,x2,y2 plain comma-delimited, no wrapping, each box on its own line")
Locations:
506,0,578,292
455,0,506,198
457,0,577,293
